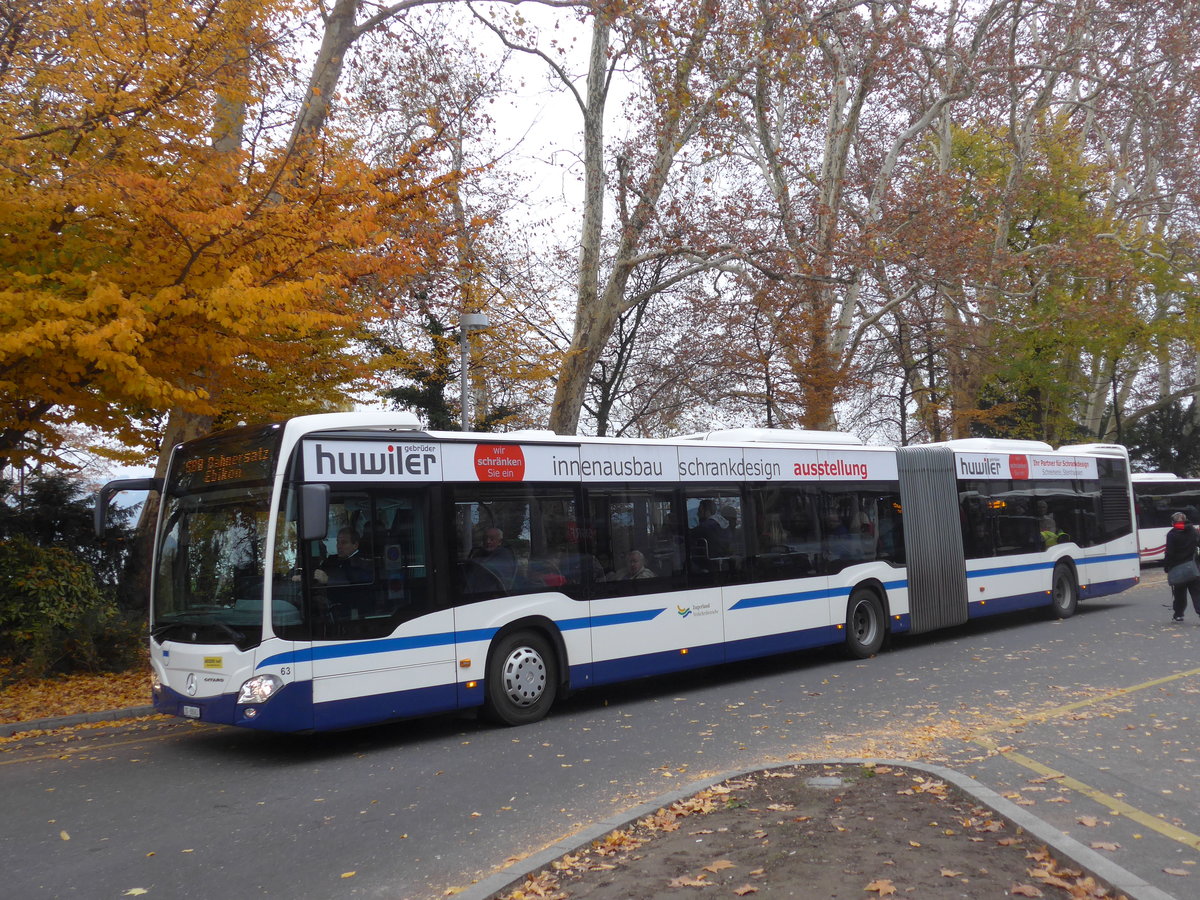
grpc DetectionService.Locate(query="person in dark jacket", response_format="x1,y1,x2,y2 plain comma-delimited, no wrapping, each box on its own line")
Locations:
1163,512,1200,623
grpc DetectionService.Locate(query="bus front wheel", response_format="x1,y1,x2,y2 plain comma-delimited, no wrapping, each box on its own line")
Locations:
843,588,885,659
484,631,558,726
1050,563,1079,619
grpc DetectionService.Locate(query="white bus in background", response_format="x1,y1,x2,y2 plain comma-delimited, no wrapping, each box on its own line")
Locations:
96,415,1140,733
1131,473,1200,563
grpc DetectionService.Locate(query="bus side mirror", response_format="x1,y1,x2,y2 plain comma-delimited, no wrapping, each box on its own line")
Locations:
299,484,329,542
95,477,162,537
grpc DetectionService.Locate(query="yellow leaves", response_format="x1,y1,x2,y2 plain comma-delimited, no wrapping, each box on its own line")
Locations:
59,830,70,841
864,878,897,895
0,658,150,725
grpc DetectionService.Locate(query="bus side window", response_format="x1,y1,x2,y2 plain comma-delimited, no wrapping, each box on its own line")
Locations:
685,489,746,583
749,485,818,580
589,488,681,597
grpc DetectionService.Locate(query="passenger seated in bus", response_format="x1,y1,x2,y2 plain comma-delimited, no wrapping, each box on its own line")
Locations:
1037,501,1056,533
469,527,518,587
616,550,655,580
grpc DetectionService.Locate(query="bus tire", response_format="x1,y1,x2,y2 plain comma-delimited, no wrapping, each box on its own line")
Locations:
484,630,558,726
843,588,885,659
1049,562,1078,619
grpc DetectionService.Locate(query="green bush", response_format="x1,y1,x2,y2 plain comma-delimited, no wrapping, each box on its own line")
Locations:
0,535,143,678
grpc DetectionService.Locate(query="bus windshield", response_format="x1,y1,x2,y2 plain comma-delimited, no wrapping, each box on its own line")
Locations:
152,484,286,649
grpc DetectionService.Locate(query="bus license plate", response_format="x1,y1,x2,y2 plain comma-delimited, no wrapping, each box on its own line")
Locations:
182,705,201,719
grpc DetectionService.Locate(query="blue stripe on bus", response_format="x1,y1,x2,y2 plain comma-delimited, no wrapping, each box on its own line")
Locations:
729,587,844,610
259,632,460,669
257,608,668,670
1081,552,1140,565
966,552,1139,581
729,578,908,612
967,561,1054,578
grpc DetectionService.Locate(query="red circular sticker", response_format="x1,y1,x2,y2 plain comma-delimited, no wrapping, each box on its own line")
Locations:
474,444,526,482
1009,454,1029,480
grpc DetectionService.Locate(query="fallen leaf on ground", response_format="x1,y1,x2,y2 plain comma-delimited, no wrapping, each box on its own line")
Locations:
1090,842,1120,851
668,874,709,887
1010,884,1043,897
1164,868,1190,876
864,878,897,895
703,860,735,873
733,887,758,896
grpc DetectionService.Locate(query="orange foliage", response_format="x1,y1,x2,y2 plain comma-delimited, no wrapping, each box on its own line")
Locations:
0,0,454,466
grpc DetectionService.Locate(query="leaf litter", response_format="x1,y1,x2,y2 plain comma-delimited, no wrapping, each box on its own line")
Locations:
0,657,150,725
493,764,1127,900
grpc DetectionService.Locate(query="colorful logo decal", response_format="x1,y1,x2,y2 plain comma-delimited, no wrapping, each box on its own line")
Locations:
474,444,525,482
1009,454,1029,480
676,605,693,618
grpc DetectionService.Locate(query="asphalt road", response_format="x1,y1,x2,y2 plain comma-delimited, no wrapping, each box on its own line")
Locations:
2,570,1197,900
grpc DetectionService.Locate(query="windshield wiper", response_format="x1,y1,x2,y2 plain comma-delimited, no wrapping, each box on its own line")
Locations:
209,621,246,644
150,619,247,647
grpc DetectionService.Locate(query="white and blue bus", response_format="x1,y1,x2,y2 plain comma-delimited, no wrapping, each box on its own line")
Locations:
97,414,1140,733
1131,473,1200,563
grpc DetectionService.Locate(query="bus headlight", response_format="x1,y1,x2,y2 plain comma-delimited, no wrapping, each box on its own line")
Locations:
151,673,163,698
237,674,283,705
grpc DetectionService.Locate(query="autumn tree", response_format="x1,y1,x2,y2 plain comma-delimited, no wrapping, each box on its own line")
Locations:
0,0,459,473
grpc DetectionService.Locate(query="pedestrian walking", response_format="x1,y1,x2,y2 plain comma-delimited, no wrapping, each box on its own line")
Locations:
1163,511,1200,622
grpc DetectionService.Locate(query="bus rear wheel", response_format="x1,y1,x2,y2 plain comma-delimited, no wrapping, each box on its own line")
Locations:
1050,563,1078,619
484,631,558,726
843,588,885,659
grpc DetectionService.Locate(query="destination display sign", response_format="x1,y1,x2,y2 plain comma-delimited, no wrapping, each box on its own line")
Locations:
170,424,282,491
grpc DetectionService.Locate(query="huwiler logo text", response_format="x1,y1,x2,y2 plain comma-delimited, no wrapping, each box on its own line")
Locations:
311,443,438,478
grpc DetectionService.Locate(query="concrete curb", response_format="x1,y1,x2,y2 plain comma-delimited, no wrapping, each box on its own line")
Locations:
0,705,158,738
454,758,1177,900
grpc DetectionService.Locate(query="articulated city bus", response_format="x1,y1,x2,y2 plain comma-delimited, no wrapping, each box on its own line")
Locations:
1131,473,1200,563
97,414,1139,733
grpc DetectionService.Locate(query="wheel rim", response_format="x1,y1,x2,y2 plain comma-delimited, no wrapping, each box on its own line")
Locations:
500,645,547,708
851,599,878,645
1054,571,1072,610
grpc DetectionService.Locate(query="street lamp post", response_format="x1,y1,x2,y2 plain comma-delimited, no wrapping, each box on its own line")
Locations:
459,312,490,431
